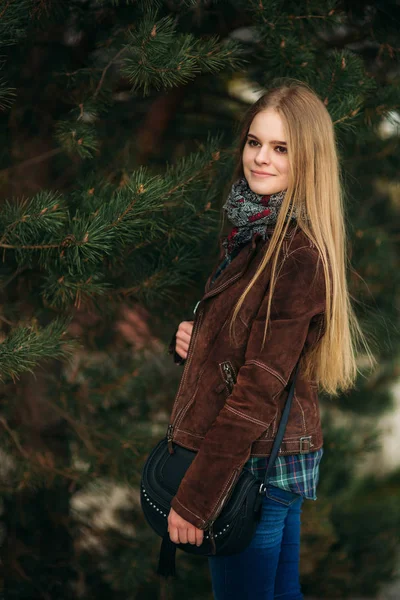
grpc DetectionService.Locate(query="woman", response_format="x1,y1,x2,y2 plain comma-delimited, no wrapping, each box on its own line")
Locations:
166,80,373,599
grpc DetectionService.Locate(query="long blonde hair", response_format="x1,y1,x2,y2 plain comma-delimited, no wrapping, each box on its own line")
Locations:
225,80,376,397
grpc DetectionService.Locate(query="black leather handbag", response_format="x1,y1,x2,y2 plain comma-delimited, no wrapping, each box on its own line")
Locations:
140,358,301,578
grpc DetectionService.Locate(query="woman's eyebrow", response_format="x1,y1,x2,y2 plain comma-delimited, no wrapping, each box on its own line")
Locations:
247,133,287,145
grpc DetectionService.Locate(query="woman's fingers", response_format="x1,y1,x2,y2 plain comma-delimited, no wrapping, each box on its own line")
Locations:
179,529,188,544
187,528,196,545
169,526,203,546
196,529,204,546
178,321,194,341
168,526,179,544
177,329,191,346
175,321,194,359
175,339,188,359
167,508,204,547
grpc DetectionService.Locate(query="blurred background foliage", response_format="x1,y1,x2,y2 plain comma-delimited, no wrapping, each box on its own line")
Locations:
0,0,399,598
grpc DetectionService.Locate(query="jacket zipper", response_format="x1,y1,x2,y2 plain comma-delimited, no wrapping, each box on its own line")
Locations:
167,424,174,453
167,361,239,539
221,361,237,393
167,304,205,454
202,467,241,554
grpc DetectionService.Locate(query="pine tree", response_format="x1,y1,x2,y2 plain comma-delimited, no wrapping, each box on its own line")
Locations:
0,1,399,598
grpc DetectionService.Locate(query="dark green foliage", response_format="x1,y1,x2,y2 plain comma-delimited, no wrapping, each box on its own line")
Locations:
302,469,400,597
0,0,399,598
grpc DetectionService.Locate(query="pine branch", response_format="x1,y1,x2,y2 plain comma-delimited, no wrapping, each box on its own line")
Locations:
55,120,100,159
93,46,130,99
120,10,245,95
0,76,15,110
0,0,31,47
0,136,223,314
0,318,77,382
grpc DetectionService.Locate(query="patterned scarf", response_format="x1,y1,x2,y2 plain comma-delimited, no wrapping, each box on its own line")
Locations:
221,177,297,257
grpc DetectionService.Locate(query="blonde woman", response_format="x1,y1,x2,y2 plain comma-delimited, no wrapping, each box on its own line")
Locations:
167,80,373,599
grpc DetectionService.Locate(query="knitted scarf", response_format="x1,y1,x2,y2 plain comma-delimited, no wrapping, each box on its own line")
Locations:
221,177,297,258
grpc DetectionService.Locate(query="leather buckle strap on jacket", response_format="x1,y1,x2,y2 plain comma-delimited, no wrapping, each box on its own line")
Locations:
166,224,327,530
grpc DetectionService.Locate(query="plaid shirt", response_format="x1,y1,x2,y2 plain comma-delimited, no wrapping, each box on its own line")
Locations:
244,449,323,500
209,241,323,500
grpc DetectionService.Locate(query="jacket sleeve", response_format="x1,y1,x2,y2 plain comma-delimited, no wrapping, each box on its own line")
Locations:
170,244,327,529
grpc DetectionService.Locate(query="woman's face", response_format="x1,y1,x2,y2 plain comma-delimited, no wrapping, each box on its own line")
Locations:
242,108,290,195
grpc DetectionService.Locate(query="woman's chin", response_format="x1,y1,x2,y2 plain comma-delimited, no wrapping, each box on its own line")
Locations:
244,174,282,196
248,182,279,196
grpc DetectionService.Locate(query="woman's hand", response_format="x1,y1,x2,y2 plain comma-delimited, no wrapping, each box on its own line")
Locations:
168,507,204,547
175,320,194,360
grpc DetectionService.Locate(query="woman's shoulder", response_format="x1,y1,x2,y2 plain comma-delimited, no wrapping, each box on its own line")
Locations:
285,226,320,260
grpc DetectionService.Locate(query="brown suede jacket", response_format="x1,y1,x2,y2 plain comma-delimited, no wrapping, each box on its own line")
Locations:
166,224,326,531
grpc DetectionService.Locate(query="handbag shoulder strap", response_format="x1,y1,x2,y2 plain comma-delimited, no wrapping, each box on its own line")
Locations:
260,355,302,492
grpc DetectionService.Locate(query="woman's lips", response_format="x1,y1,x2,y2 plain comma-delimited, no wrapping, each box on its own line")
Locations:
251,171,274,177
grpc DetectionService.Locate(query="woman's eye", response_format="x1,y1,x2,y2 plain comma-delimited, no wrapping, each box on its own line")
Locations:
246,140,287,153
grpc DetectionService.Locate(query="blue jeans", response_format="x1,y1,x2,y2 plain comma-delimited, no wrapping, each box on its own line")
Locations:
207,484,304,600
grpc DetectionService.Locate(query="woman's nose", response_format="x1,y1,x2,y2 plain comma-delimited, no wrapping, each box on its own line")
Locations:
255,147,271,164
